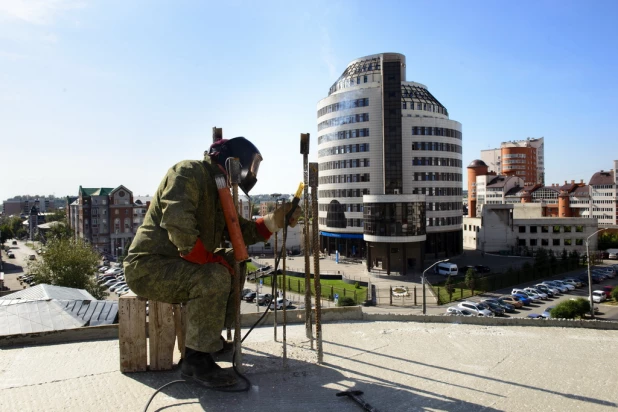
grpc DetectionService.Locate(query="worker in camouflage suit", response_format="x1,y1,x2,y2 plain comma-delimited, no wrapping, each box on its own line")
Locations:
124,137,300,388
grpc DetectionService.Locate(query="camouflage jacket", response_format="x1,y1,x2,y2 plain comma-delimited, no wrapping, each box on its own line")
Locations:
126,156,266,261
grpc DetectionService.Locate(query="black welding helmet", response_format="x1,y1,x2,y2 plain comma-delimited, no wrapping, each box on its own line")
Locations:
208,137,263,195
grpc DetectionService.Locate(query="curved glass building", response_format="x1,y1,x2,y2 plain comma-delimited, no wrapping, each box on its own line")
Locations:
317,53,463,274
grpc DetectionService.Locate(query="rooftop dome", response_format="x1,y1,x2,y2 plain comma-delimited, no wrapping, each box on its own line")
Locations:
467,159,487,168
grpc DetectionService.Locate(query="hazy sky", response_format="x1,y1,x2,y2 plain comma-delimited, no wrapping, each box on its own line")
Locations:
1,0,617,202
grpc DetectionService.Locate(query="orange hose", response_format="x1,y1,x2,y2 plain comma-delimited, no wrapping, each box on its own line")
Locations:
217,183,249,262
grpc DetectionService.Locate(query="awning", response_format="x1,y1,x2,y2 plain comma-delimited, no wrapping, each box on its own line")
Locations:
319,231,364,239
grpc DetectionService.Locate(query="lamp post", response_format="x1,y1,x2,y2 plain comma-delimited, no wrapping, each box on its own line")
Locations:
422,258,449,314
586,228,606,318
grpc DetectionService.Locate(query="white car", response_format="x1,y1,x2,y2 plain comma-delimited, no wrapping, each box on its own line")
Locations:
445,307,475,316
592,290,606,303
535,283,559,296
512,288,542,302
457,301,493,317
524,287,548,300
269,298,292,310
116,285,131,295
104,267,123,276
562,279,582,288
98,266,109,273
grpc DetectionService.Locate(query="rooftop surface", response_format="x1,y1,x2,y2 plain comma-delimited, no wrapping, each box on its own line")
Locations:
1,320,617,411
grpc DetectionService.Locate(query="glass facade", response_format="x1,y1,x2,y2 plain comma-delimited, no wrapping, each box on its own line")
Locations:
363,202,426,237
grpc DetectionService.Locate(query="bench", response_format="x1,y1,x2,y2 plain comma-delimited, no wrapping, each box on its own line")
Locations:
118,292,187,373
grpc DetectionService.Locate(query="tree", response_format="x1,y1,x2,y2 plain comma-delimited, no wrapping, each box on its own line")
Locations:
47,219,73,241
548,249,557,274
465,268,479,296
0,224,13,244
44,208,66,223
27,238,107,299
444,275,455,302
534,248,549,277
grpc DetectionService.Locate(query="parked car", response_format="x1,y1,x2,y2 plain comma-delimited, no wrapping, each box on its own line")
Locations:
602,285,615,299
591,290,606,303
483,301,506,316
457,301,493,316
458,265,477,275
257,294,273,305
11,240,17,245
542,306,555,319
243,291,257,302
241,288,253,300
269,298,292,310
97,276,116,284
482,298,515,313
445,307,475,316
527,313,545,320
109,282,127,292
511,293,532,306
474,265,491,273
104,267,123,276
102,279,119,288
499,296,524,309
534,284,557,297
512,288,542,302
7,252,15,258
562,278,583,288
523,287,548,300
553,280,575,291
29,254,36,260
541,281,568,293
98,266,109,273
116,285,131,295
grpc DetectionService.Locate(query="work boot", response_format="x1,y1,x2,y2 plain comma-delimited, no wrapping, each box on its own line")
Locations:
181,347,238,388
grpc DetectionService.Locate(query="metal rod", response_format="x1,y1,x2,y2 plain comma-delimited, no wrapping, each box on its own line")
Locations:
300,133,313,346
309,162,323,363
281,198,288,367
229,157,243,369
271,193,281,342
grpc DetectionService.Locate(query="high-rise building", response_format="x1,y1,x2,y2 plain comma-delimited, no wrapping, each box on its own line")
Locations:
317,53,463,274
480,137,545,186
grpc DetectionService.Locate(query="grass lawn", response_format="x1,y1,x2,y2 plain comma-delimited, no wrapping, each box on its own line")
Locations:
250,273,367,303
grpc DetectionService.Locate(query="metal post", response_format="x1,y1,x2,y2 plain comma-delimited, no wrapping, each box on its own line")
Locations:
229,157,243,367
587,228,605,318
281,198,288,367
271,194,281,341
300,133,313,346
309,162,323,363
422,259,449,314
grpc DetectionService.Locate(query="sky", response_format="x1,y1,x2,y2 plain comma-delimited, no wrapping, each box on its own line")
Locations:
1,0,618,202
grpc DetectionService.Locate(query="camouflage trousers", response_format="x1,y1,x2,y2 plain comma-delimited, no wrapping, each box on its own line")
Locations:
124,249,243,353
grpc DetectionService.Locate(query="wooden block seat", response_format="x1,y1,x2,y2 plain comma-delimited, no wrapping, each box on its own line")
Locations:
119,291,187,373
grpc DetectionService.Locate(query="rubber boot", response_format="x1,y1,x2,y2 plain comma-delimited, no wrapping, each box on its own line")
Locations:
181,347,237,388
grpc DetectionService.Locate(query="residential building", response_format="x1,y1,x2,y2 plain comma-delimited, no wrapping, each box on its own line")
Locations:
463,203,599,255
68,186,151,257
468,159,618,227
481,137,545,186
317,53,463,275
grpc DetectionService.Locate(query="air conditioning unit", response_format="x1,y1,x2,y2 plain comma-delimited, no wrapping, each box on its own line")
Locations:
394,189,400,195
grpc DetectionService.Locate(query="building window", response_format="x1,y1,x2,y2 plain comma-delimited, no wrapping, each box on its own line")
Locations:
553,239,560,246
518,239,526,246
575,238,583,245
115,210,119,215
564,239,572,246
564,226,572,233
530,226,537,233
541,239,549,246
518,226,526,233
541,226,549,233
364,76,368,83
530,239,537,247
552,226,561,233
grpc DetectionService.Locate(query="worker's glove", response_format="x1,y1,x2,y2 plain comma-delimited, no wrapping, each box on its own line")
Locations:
262,203,302,233
181,238,235,275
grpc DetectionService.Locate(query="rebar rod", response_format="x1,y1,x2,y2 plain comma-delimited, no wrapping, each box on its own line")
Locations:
281,198,288,367
229,157,243,369
309,162,323,363
300,133,313,346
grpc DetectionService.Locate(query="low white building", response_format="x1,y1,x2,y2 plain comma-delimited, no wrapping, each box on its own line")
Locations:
463,203,599,255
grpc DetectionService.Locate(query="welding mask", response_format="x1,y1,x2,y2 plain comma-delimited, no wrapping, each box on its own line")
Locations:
208,137,263,195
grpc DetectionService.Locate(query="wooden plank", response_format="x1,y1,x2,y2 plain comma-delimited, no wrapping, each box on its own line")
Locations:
148,301,175,370
119,293,147,373
173,304,187,360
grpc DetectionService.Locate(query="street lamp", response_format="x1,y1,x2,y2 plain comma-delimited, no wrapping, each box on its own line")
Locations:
586,228,606,318
422,258,449,314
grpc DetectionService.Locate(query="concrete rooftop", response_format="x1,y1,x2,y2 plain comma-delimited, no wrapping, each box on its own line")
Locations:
1,319,617,412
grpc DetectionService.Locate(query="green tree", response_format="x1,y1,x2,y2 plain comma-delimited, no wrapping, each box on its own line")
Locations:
465,268,479,296
534,248,549,277
548,249,558,274
444,275,455,302
47,219,73,241
0,224,14,244
44,209,66,223
27,238,107,299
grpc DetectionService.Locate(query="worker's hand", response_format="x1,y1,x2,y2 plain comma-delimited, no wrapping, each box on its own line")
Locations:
181,238,235,275
263,203,302,233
